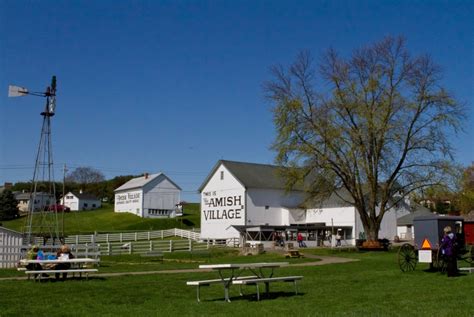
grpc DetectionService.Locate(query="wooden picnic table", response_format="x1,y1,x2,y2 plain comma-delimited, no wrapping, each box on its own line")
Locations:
19,258,99,280
195,262,290,302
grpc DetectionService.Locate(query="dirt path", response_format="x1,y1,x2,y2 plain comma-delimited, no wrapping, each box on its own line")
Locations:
0,253,358,281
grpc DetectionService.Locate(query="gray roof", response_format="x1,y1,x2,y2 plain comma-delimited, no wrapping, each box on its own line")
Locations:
14,192,53,200
68,192,100,201
115,173,182,192
198,160,303,192
396,204,432,226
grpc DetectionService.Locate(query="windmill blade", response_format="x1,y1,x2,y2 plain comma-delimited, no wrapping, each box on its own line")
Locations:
8,85,29,97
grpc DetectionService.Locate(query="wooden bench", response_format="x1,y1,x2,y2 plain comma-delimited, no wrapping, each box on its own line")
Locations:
232,276,303,301
186,276,257,302
459,267,474,274
25,269,98,281
285,250,303,258
141,251,164,263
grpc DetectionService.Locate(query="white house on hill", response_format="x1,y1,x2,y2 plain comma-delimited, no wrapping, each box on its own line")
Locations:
114,173,181,218
15,191,54,213
199,160,411,246
61,191,101,211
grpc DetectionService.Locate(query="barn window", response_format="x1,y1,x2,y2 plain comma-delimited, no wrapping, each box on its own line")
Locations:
265,205,269,210
220,171,224,180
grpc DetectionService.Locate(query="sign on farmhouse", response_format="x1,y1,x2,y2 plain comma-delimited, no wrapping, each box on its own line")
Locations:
202,191,244,220
116,191,141,205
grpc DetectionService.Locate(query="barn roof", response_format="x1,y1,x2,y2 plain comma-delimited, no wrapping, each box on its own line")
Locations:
69,191,100,201
198,160,304,192
115,173,181,192
397,204,432,226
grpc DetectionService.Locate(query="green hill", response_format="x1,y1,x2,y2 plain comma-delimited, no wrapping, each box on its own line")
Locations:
1,203,200,235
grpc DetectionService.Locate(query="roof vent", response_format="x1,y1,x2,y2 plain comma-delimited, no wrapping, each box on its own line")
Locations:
144,173,149,179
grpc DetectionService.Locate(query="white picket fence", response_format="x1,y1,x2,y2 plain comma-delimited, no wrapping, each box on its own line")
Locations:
63,228,202,245
0,228,240,268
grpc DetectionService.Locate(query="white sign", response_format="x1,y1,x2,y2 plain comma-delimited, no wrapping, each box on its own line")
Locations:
201,189,245,239
115,191,141,206
418,250,432,263
202,192,244,220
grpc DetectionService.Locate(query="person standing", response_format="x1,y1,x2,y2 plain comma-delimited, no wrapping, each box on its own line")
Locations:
336,229,342,247
440,226,458,277
297,232,304,247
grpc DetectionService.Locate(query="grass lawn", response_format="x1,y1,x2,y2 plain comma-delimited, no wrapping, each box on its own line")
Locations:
1,248,473,316
1,203,201,235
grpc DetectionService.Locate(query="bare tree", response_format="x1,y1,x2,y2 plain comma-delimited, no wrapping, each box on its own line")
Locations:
66,167,105,185
265,36,464,243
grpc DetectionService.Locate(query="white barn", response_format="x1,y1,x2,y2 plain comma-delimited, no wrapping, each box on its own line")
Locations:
114,173,181,218
199,160,411,246
61,191,101,211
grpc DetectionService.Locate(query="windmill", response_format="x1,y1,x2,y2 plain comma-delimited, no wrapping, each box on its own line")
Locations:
8,76,63,245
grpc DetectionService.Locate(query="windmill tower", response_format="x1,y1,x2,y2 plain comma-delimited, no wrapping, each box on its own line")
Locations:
8,76,63,244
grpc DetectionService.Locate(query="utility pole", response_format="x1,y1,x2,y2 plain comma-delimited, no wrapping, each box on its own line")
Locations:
62,163,68,237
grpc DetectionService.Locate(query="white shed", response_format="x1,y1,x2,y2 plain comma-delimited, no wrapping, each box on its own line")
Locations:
199,160,411,245
61,191,101,211
114,173,181,218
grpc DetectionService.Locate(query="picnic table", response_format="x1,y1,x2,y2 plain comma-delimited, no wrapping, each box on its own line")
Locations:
19,258,99,281
187,262,302,302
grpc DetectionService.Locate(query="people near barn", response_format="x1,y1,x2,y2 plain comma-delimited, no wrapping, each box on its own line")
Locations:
54,244,75,280
297,232,306,248
336,229,342,247
440,226,458,277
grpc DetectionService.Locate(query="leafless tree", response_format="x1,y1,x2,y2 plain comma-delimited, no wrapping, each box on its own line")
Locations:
265,36,464,242
66,167,105,185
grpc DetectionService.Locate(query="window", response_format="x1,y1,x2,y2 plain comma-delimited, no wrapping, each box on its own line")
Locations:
265,206,269,210
220,171,224,180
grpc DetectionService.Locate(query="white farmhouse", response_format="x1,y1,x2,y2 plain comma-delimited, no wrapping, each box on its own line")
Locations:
15,191,54,213
114,173,181,218
61,190,101,211
199,160,411,246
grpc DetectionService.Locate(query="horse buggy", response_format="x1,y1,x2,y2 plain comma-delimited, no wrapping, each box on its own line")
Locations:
398,214,474,272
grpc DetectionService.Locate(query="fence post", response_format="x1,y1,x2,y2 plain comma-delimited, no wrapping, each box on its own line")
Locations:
106,234,109,243
207,240,210,249
129,242,133,255
76,235,79,245
150,240,153,251
120,233,123,243
161,230,163,240
169,240,173,252
85,243,89,258
148,231,151,241
189,239,192,251
107,242,111,256
135,232,138,241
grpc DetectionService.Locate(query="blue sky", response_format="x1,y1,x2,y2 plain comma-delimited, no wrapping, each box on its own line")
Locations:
1,0,472,202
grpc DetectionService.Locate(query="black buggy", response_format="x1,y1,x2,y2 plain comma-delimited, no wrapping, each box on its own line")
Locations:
398,214,474,272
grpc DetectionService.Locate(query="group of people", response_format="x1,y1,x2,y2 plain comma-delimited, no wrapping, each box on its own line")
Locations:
272,231,309,248
25,244,75,280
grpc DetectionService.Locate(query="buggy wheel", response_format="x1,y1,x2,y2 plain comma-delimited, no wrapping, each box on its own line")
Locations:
435,249,447,273
398,243,417,272
464,245,474,264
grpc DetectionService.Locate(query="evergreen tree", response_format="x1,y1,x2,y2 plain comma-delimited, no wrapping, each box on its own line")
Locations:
0,189,19,220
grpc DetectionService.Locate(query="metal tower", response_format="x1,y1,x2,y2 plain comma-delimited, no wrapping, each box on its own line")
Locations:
8,76,62,244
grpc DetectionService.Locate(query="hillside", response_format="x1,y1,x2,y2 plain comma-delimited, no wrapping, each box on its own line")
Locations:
1,203,200,235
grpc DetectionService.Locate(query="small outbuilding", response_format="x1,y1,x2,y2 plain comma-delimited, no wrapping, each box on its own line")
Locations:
114,173,181,218
61,190,101,211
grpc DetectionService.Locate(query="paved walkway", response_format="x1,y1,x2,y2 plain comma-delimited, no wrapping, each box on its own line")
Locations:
0,252,358,281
